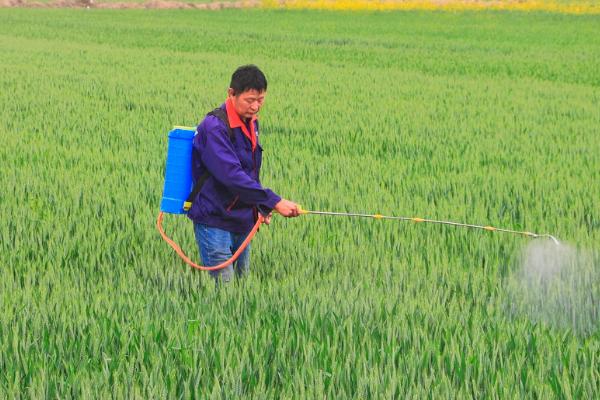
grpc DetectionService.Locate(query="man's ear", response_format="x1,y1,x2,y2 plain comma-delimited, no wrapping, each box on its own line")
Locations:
227,88,235,98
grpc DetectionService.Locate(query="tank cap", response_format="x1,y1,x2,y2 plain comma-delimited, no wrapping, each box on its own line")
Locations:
169,126,196,139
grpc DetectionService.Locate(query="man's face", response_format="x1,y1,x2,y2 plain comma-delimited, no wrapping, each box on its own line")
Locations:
228,88,266,120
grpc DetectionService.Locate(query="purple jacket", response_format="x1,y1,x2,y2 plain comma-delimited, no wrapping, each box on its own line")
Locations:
187,103,281,233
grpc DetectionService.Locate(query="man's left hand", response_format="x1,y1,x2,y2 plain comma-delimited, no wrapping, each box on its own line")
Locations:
263,212,273,225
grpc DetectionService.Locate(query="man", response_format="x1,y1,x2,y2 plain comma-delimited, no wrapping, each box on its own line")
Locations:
187,65,300,284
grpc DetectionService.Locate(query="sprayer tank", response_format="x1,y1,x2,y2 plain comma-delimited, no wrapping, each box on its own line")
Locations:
160,126,196,214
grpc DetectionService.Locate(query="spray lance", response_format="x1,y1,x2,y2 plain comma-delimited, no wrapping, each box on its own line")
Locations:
157,126,560,272
298,209,560,245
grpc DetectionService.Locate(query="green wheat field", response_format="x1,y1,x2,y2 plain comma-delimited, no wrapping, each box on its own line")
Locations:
1,8,599,398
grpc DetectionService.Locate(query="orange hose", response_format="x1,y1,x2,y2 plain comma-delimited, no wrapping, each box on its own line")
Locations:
156,211,263,271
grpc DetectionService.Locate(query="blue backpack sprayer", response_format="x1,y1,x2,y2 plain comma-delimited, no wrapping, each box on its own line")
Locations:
157,125,262,271
157,126,559,272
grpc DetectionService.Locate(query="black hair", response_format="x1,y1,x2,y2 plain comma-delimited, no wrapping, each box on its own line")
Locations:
230,65,267,95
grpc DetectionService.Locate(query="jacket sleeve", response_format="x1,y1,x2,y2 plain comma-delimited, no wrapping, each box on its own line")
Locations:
197,119,281,214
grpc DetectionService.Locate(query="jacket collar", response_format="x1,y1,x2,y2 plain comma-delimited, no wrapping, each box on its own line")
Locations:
225,97,257,151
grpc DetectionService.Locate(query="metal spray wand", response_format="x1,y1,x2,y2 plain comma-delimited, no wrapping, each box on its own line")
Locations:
298,208,560,245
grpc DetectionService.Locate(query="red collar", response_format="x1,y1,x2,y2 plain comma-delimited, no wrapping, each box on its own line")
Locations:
225,97,257,151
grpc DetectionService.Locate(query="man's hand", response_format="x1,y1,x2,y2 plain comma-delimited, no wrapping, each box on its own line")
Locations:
263,212,273,225
274,199,300,217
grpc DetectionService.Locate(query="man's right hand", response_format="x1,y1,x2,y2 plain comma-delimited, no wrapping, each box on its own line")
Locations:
274,199,301,217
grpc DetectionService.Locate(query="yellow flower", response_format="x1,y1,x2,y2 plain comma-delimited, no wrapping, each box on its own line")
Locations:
261,0,600,14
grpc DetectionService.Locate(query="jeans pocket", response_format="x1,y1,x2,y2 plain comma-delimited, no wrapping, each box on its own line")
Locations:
195,224,233,264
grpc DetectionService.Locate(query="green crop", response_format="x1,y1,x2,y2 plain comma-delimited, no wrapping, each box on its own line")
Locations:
1,8,599,399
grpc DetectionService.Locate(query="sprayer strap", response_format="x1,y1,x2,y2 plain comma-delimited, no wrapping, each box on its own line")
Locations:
183,108,234,211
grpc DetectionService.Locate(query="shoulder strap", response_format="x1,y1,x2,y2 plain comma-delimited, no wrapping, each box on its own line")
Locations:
183,108,234,211
207,108,234,141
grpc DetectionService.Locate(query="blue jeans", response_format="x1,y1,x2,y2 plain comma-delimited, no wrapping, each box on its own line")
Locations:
193,223,251,284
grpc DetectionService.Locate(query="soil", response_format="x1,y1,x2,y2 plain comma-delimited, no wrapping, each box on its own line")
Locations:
0,0,261,9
